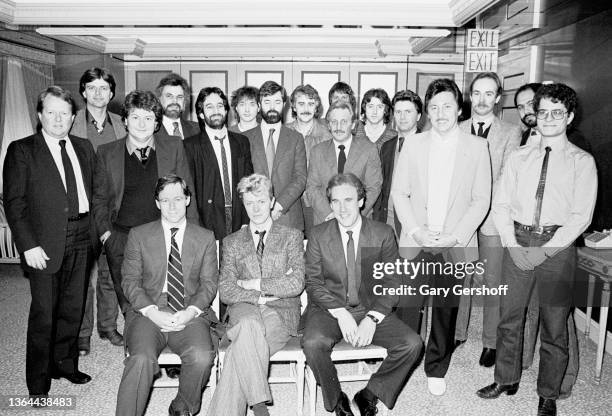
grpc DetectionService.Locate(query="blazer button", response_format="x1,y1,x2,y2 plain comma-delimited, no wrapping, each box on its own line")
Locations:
207,199,213,204
64,207,69,212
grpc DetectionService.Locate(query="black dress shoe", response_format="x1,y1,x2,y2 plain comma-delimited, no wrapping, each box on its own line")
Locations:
99,329,124,346
165,366,181,379
51,370,92,384
537,397,556,416
335,392,355,416
353,389,378,416
78,337,90,356
168,404,192,416
479,348,496,367
476,382,519,399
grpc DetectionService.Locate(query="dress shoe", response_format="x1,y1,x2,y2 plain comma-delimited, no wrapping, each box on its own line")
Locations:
168,404,192,416
476,382,519,399
335,392,355,416
165,366,181,379
99,329,124,346
537,397,557,416
427,377,446,396
78,337,90,356
479,348,496,367
51,369,92,384
353,389,378,416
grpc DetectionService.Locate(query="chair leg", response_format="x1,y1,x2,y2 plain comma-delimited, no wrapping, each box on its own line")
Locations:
295,360,305,416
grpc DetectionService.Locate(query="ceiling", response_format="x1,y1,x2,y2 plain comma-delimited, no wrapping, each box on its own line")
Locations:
0,0,501,59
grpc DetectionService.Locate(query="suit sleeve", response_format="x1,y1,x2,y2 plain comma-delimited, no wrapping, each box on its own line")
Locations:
92,149,112,236
305,231,345,310
306,147,332,221
498,124,522,187
370,227,400,316
362,145,383,216
276,133,307,211
260,229,305,298
189,234,219,311
451,141,492,245
2,142,38,253
121,229,156,310
218,237,261,305
175,141,200,224
390,146,420,236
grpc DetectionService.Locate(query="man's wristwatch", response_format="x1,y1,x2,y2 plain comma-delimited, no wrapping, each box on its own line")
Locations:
366,313,380,324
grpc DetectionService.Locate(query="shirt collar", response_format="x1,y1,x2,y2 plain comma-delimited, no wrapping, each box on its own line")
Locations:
41,129,68,144
471,115,494,130
250,218,273,236
161,217,187,235
205,125,229,142
86,110,111,128
540,135,569,154
261,119,282,134
431,126,460,144
126,135,155,154
333,135,353,150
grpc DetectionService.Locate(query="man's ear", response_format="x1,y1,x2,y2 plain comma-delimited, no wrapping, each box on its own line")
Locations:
567,111,575,125
358,198,364,209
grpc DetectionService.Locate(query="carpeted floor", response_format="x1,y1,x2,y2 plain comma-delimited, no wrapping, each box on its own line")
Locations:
1,263,611,416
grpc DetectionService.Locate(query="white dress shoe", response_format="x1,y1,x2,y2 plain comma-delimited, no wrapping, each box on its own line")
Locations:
427,377,447,396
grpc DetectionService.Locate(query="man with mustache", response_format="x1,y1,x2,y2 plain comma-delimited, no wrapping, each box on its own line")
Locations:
307,101,382,225
184,87,253,241
286,84,333,236
155,73,200,140
454,72,521,368
243,80,307,231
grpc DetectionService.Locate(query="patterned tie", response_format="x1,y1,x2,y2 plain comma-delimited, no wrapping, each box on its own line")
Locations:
337,144,346,174
265,128,276,176
167,227,185,312
137,146,149,165
255,230,266,270
477,122,485,138
346,231,360,307
59,140,79,218
172,121,182,138
215,135,233,236
397,136,405,153
532,146,552,228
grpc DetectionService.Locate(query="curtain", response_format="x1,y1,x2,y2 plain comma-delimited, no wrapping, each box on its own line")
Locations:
0,58,36,192
21,59,54,131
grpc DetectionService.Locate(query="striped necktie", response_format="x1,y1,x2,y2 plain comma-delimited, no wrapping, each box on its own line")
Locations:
167,227,185,312
265,128,276,176
255,230,266,270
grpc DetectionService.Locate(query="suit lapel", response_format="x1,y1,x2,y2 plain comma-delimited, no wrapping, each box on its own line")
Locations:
417,133,430,201
181,224,197,283
327,221,348,288
249,127,268,177
323,140,338,173
240,227,261,279
272,126,291,174
110,140,126,211
149,221,167,286
154,134,172,174
34,134,66,197
446,133,471,210
345,137,363,172
356,217,371,292
228,133,241,187
70,137,91,201
261,223,281,279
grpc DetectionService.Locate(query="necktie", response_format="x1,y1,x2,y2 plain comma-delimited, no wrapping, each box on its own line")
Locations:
172,121,182,138
215,136,233,236
477,122,485,138
137,146,149,165
337,144,346,174
59,140,79,218
167,227,185,312
397,136,405,153
265,128,276,176
346,231,360,307
255,230,266,270
532,146,552,228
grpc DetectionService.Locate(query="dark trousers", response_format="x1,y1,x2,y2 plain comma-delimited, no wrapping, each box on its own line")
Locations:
301,305,423,411
395,251,460,378
26,217,92,395
116,310,216,416
494,229,575,399
105,226,130,312
79,252,119,337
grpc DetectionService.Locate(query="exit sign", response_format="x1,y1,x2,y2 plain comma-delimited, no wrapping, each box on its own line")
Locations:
465,29,500,73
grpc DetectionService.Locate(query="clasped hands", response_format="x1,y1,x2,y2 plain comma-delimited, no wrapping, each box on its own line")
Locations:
334,308,376,348
507,246,548,271
413,229,457,255
147,308,197,332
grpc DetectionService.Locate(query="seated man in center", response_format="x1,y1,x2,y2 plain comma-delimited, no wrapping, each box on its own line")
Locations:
209,173,305,416
302,173,423,416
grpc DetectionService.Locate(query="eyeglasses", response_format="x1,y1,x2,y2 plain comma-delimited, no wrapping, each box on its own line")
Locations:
536,109,568,120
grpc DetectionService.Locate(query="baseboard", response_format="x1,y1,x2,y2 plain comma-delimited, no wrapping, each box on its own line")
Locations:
574,308,612,355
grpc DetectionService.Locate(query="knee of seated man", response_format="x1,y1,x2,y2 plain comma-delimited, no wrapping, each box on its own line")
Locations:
388,330,424,356
181,344,216,368
126,351,158,369
231,313,266,335
301,332,333,354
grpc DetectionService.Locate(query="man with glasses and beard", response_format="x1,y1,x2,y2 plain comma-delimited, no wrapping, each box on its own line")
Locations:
243,80,307,232
155,73,200,140
184,87,254,241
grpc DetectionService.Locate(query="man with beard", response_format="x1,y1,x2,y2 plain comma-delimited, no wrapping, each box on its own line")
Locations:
70,67,126,355
454,72,521,368
307,101,382,225
184,87,254,241
286,84,333,236
155,73,199,140
243,80,307,231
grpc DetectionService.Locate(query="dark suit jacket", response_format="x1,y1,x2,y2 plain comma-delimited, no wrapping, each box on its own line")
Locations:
92,135,197,236
184,129,253,240
244,125,307,230
158,119,200,141
305,217,399,317
121,220,218,322
3,133,98,273
219,224,305,335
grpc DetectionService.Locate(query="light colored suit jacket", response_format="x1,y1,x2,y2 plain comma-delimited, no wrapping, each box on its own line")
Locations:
390,129,491,262
219,224,305,335
460,116,521,235
306,137,382,225
244,125,307,230
121,220,218,321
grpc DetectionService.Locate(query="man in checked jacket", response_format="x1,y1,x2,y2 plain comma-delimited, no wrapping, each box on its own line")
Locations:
208,173,305,416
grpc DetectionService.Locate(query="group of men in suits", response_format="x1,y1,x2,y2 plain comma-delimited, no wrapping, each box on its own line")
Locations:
3,64,597,416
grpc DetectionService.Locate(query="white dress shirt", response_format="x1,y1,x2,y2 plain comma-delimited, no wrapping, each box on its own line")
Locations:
162,116,183,138
250,218,273,249
205,125,233,200
42,131,89,214
260,120,281,149
126,135,155,161
427,129,459,233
